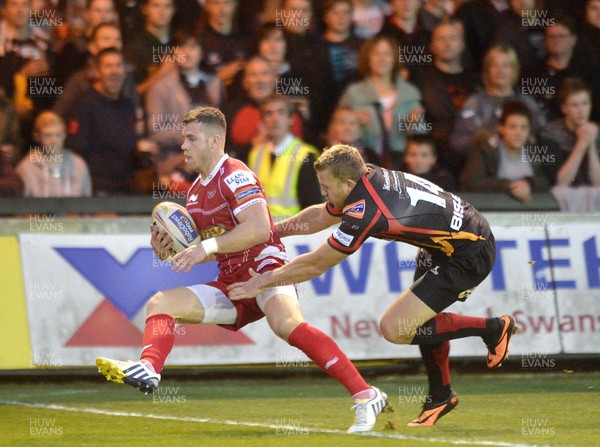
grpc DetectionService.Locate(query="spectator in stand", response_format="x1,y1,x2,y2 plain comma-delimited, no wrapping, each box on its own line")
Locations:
419,0,457,32
248,96,323,219
415,19,479,177
199,0,247,91
455,0,508,70
324,107,377,164
54,23,140,120
449,44,546,174
124,0,176,96
377,0,432,79
146,30,222,191
575,0,600,122
0,0,55,145
56,0,118,85
494,0,547,78
338,35,424,170
224,55,305,163
524,14,588,122
540,77,600,211
0,91,23,165
351,0,390,40
322,0,364,121
66,48,152,195
403,134,457,191
0,145,23,196
280,0,335,139
17,111,92,197
245,22,309,120
461,99,548,203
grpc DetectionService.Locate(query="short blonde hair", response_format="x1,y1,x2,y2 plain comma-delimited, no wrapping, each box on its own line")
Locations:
34,111,66,133
482,44,520,89
314,144,368,182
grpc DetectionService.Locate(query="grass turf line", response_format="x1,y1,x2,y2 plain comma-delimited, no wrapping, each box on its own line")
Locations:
0,372,598,447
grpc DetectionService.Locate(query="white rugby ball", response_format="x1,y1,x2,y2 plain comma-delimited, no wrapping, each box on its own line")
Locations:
152,202,201,259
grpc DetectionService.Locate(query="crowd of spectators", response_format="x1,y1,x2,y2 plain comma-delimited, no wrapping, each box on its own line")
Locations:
0,0,599,211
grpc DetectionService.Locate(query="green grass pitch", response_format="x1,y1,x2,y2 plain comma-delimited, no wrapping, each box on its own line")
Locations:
1,371,598,447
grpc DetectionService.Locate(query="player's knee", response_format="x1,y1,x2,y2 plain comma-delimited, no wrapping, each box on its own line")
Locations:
380,317,412,344
146,291,171,317
271,318,297,340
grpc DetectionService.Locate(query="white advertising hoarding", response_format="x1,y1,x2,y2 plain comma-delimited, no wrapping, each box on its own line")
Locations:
19,221,600,367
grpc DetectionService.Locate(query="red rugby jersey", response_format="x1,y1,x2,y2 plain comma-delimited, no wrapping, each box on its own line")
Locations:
186,154,288,275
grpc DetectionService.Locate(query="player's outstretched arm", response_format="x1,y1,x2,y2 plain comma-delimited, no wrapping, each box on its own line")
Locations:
171,202,271,272
276,203,341,237
228,241,348,299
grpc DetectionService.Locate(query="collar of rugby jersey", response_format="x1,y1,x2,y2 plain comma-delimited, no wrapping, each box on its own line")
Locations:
200,153,229,186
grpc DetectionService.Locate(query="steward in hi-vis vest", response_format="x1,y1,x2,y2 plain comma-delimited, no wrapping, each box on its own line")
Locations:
249,96,323,218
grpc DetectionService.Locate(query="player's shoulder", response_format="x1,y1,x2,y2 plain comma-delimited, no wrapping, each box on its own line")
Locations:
218,157,260,193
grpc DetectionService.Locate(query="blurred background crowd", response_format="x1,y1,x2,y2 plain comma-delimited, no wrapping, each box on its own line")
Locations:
1,0,599,212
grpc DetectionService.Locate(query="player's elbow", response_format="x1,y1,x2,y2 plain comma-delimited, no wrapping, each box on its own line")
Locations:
252,225,272,245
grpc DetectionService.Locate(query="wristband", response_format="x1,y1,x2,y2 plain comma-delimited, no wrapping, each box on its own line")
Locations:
201,237,218,255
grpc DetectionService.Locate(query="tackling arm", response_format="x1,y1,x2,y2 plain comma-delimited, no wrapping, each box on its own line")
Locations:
276,203,341,237
228,242,349,299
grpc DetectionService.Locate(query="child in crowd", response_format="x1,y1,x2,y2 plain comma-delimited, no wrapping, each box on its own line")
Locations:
403,134,457,192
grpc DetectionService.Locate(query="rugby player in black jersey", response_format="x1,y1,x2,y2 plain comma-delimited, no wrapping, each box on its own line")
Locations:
229,144,519,427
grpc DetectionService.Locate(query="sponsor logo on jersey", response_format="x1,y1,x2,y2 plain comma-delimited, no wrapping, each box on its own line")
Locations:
169,211,199,243
458,287,475,300
224,170,255,192
450,193,464,231
236,187,261,201
199,225,227,240
429,266,440,275
188,194,199,204
333,229,354,247
342,200,366,219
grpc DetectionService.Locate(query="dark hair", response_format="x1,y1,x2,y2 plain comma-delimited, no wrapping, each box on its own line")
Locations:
183,107,227,132
558,77,592,105
499,99,532,125
406,135,437,156
249,22,287,56
94,47,123,65
547,13,577,35
90,22,120,42
323,0,353,15
357,35,401,81
171,29,201,47
141,0,174,6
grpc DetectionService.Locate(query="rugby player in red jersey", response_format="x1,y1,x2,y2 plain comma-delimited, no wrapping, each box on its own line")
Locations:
229,144,519,427
96,108,387,433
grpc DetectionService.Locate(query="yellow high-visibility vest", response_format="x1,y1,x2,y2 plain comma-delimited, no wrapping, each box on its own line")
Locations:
248,137,320,218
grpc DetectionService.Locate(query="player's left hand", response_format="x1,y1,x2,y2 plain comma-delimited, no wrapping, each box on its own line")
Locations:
171,244,207,273
227,269,265,300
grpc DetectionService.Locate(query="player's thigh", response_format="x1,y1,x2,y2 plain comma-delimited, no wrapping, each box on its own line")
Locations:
379,289,437,344
259,285,304,340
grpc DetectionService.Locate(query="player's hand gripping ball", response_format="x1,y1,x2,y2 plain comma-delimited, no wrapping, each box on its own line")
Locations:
151,202,201,260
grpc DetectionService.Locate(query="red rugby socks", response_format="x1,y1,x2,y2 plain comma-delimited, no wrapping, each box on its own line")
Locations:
140,313,175,373
411,312,497,344
287,322,371,396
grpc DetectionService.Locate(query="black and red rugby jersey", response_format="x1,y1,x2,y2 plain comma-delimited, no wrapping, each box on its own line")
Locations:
327,165,491,258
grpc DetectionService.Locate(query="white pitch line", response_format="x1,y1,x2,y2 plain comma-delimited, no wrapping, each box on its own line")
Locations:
1,400,551,447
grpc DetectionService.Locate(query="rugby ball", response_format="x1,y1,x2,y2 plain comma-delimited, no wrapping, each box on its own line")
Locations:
151,202,201,259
